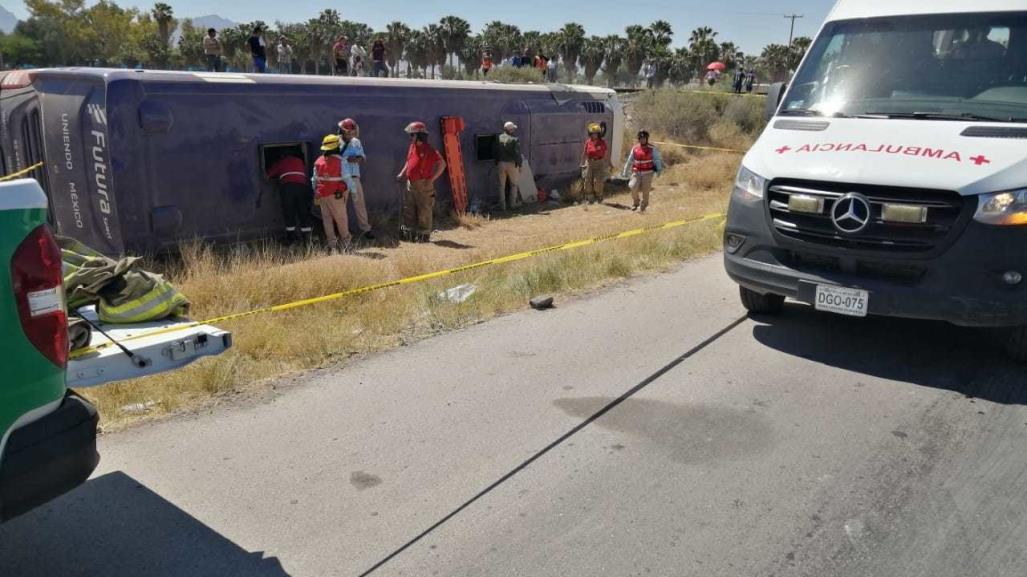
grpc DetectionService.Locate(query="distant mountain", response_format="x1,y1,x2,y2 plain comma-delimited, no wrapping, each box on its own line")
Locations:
188,14,237,32
0,6,19,34
172,14,238,44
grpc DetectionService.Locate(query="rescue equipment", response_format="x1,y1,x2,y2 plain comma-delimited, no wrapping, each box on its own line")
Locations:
59,237,190,325
441,116,468,214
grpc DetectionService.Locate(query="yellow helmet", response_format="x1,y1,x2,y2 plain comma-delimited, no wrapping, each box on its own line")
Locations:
321,134,342,151
587,122,602,135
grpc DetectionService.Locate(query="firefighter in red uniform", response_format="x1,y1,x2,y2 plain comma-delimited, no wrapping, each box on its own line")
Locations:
396,121,447,243
312,134,353,253
265,151,314,244
580,122,611,204
620,130,663,213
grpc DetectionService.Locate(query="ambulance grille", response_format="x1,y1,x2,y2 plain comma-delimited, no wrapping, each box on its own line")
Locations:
766,179,971,255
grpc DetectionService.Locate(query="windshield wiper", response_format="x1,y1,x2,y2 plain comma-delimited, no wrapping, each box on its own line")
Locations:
858,111,1023,122
779,109,853,118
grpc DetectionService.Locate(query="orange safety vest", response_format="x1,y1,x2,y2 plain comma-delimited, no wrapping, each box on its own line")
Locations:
314,154,347,198
631,144,656,173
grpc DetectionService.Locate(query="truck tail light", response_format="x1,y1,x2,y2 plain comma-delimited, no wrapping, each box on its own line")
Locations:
11,225,68,368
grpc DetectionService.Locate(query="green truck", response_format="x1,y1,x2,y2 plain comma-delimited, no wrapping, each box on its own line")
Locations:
0,178,231,522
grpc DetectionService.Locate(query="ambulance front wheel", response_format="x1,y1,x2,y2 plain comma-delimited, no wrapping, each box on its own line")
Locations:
739,286,785,316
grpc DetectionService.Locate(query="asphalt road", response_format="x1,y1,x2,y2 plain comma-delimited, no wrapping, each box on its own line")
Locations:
3,254,1027,577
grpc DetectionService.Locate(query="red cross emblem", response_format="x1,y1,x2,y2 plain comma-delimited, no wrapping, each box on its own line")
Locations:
775,146,791,154
970,155,991,166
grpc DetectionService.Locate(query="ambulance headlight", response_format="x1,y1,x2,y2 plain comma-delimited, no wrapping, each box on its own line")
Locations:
974,189,1027,226
733,165,767,202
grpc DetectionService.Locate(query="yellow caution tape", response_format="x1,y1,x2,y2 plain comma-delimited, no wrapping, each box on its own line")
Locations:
651,141,747,154
69,212,725,359
0,162,45,182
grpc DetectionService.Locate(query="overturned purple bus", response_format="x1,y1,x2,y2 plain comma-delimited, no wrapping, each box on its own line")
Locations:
0,68,622,254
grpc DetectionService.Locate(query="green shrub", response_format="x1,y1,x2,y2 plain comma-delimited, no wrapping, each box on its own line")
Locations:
488,66,547,85
630,89,767,147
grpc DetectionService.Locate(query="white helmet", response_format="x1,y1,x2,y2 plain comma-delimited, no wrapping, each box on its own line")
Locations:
503,121,518,131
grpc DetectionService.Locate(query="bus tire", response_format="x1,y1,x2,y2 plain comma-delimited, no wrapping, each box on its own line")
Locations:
1004,325,1027,363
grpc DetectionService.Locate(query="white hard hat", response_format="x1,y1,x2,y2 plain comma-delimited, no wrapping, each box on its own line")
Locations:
503,121,518,131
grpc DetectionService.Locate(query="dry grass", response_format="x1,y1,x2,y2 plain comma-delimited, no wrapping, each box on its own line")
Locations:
80,141,744,431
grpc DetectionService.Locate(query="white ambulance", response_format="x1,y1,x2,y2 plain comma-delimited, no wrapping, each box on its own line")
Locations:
724,0,1027,360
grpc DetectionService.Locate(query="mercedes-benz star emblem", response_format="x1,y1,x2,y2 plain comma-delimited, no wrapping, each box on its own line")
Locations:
831,193,871,234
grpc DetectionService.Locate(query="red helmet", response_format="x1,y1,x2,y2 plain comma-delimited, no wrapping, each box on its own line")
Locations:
339,118,358,132
404,121,428,135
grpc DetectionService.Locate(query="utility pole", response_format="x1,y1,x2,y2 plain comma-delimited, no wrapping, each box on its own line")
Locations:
784,14,804,45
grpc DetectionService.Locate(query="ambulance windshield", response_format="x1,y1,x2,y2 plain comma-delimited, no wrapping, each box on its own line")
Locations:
781,12,1027,122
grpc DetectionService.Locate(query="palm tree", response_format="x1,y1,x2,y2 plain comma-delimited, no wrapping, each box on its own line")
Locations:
404,29,430,78
522,30,542,59
688,26,719,77
558,22,586,80
423,24,446,78
438,15,470,70
385,21,410,74
150,2,175,48
580,36,605,85
624,25,653,82
669,47,693,85
649,20,673,49
788,36,812,71
760,43,792,82
602,35,626,86
719,41,741,70
459,34,483,78
481,21,521,63
341,21,373,46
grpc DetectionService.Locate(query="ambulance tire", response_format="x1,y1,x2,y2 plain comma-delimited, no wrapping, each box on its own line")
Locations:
1004,325,1027,363
739,286,785,315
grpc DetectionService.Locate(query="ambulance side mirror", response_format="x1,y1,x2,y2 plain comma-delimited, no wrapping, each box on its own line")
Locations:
764,82,787,122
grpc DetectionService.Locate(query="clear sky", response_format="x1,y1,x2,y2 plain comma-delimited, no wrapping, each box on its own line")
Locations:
6,0,836,54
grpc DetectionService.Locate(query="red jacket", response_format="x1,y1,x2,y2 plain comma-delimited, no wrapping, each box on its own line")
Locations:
266,156,308,185
405,141,442,181
584,138,607,161
630,144,656,173
313,154,347,198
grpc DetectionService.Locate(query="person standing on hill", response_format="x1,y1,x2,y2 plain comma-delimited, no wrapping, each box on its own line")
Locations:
580,122,610,204
333,35,351,76
745,70,756,93
493,121,522,211
248,27,267,73
313,134,353,253
338,118,375,242
482,50,494,77
266,152,314,244
276,37,293,74
351,42,367,76
396,122,446,243
371,38,388,78
621,130,663,213
203,28,222,72
733,68,745,93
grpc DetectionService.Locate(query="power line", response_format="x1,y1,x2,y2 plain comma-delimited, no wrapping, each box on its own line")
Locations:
783,13,804,45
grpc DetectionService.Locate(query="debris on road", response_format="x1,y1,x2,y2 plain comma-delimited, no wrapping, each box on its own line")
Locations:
439,283,477,303
530,296,555,310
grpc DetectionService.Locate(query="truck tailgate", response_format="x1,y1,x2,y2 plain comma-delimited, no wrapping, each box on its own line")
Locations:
67,307,232,388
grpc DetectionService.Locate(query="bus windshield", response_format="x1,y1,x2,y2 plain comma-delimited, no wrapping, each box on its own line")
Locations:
781,12,1027,122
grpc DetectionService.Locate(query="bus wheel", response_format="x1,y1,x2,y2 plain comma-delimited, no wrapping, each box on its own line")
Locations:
1004,326,1027,363
739,286,785,315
